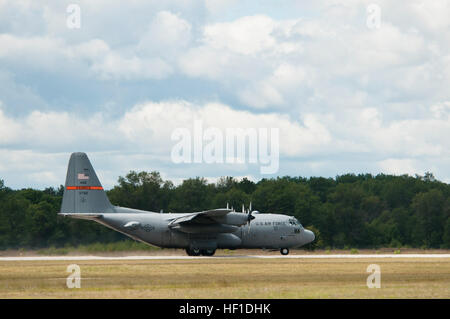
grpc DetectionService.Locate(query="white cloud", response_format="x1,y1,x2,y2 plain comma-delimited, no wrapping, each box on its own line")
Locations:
5,98,449,165
238,82,284,109
1,98,450,187
91,52,173,80
118,100,333,157
0,106,21,144
237,63,312,109
176,5,448,110
203,15,277,55
0,106,119,150
138,11,192,55
2,97,450,157
178,46,236,79
430,101,450,119
1,99,333,159
204,0,238,15
1,1,450,187
2,2,449,107
0,33,174,80
378,158,419,176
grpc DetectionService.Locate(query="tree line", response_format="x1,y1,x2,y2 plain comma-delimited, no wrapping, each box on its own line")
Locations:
0,171,449,250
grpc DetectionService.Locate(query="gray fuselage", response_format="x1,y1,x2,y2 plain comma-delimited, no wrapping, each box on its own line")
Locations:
59,152,315,255
93,207,315,250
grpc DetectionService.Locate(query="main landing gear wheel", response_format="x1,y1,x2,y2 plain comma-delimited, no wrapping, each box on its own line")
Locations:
280,248,289,255
201,249,216,256
185,248,201,256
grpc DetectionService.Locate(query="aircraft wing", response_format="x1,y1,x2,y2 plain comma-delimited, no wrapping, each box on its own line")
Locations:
168,208,233,227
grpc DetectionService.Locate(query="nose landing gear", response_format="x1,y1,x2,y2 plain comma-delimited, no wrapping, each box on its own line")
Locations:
280,248,289,255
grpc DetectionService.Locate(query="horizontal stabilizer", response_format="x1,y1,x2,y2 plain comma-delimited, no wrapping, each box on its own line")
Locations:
58,213,102,220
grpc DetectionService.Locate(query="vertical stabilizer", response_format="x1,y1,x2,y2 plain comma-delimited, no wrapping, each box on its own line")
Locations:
60,152,114,214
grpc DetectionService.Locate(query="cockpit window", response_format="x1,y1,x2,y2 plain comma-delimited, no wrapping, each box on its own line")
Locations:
289,218,303,228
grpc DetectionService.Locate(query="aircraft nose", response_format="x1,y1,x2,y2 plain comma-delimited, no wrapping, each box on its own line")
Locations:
304,229,315,244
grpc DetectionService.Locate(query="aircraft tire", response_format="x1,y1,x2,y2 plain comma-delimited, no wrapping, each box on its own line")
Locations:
186,248,201,256
201,249,216,256
280,248,289,255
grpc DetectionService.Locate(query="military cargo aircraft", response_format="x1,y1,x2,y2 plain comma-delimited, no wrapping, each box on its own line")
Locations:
59,153,315,256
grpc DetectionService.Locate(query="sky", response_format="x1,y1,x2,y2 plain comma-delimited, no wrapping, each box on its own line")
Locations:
0,0,449,189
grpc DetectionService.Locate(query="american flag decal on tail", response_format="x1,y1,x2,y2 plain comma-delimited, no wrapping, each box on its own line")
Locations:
78,173,90,180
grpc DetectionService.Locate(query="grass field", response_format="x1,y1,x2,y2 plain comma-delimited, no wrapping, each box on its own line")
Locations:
0,257,449,298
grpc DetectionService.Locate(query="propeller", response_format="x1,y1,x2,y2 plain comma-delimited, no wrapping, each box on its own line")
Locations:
246,202,255,235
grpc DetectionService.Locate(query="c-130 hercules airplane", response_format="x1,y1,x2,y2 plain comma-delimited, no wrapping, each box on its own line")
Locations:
60,153,315,256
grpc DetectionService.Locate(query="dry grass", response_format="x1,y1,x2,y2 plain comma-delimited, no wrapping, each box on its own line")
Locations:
0,258,448,298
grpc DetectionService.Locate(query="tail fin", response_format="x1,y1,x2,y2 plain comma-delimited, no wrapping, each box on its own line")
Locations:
60,152,114,214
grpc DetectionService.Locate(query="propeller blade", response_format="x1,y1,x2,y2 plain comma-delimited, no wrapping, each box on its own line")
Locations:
246,209,255,235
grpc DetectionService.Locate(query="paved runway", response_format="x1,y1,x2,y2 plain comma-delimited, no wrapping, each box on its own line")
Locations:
1,254,449,261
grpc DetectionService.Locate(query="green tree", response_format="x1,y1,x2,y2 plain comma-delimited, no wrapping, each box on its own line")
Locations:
303,225,322,250
212,188,250,211
26,201,58,247
1,171,450,250
169,177,212,213
0,194,30,248
443,218,450,248
108,171,170,212
411,189,447,247
237,177,256,194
